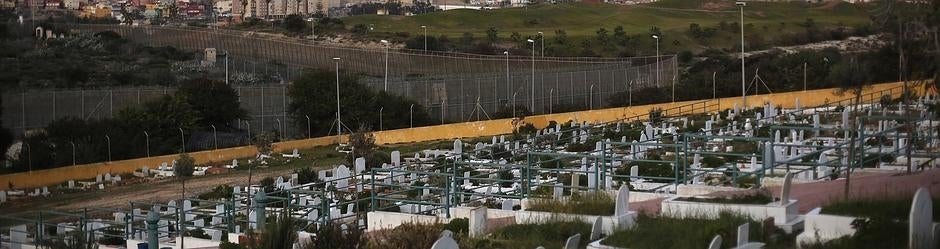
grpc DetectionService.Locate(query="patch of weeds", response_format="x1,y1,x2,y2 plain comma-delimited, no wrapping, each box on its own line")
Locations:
603,212,792,249
527,191,614,215
675,188,773,205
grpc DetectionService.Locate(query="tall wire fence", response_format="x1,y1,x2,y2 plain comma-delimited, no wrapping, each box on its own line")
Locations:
4,23,677,140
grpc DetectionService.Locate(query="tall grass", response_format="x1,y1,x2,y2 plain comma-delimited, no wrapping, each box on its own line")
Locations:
821,197,940,221
602,212,793,249
468,220,591,249
527,191,615,215
674,188,773,205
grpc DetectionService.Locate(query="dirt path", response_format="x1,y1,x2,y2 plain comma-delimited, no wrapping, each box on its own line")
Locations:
629,168,940,214
0,167,303,216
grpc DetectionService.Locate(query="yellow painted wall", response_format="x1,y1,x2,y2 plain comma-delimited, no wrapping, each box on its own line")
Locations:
0,82,924,190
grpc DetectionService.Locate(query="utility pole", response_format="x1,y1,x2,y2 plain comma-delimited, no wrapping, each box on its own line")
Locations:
737,1,747,106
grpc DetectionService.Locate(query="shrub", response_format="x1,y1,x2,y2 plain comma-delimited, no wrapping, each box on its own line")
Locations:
603,212,788,249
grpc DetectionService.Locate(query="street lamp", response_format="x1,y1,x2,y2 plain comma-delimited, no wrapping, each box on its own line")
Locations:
589,84,595,110
504,51,510,111
736,1,747,106
304,115,311,138
527,39,535,113
105,135,112,162
143,131,150,157
381,39,389,91
548,88,554,113
379,106,384,131
69,141,76,166
211,124,218,150
333,57,342,137
244,120,251,144
538,31,544,57
409,104,414,128
275,118,282,140
421,25,428,51
179,127,185,153
512,91,519,118
306,17,316,39
651,35,660,87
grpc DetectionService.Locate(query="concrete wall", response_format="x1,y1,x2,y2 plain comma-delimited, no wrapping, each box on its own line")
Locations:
0,82,921,190
794,213,858,247
660,197,798,226
366,211,448,232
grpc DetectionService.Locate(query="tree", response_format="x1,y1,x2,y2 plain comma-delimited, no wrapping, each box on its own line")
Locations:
553,29,567,45
346,125,376,166
175,153,196,177
486,27,498,42
688,23,703,39
282,14,306,33
253,131,275,156
177,78,248,130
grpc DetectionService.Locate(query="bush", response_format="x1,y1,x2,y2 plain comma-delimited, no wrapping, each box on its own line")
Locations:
603,212,789,249
175,153,196,177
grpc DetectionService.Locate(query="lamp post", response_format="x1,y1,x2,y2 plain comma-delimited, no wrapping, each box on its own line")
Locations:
333,57,342,137
512,91,518,118
211,125,218,150
379,107,384,131
381,39,389,91
143,131,150,157
179,127,185,153
538,31,544,57
548,88,554,113
651,35,660,87
409,104,414,128
69,141,76,166
306,17,316,39
589,84,595,110
275,118,282,140
712,72,717,99
105,135,112,162
304,115,311,138
736,1,747,106
527,39,535,113
25,142,31,172
504,51,510,111
244,120,251,144
421,25,428,51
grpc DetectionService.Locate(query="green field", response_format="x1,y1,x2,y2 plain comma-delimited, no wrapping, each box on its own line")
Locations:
344,0,873,53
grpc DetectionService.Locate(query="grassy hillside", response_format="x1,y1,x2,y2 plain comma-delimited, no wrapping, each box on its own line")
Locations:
343,0,874,54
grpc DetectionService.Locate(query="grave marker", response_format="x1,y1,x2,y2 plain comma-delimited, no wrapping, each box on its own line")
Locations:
910,187,934,249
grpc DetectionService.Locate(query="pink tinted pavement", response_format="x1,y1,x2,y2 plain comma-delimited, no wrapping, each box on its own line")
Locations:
629,168,940,214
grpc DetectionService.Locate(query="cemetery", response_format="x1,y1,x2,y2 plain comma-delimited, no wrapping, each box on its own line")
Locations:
0,84,938,249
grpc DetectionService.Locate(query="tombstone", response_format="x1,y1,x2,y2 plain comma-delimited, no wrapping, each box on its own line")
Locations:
605,175,613,190
158,219,169,234
615,185,630,217
318,170,328,181
355,157,366,174
276,176,284,186
41,186,49,196
629,166,639,179
553,183,563,199
212,204,225,225
564,233,582,249
430,230,459,249
780,173,794,206
391,151,401,166
570,173,580,188
501,199,513,210
10,224,27,248
463,172,471,186
590,216,603,241
737,223,749,246
96,174,103,183
113,212,126,223
98,184,105,190
346,203,355,215
469,207,487,238
335,165,351,189
307,209,319,224
194,219,205,228
453,140,463,154
841,107,850,129
209,229,223,241
708,235,723,249
910,187,934,249
586,166,598,189
0,191,6,203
